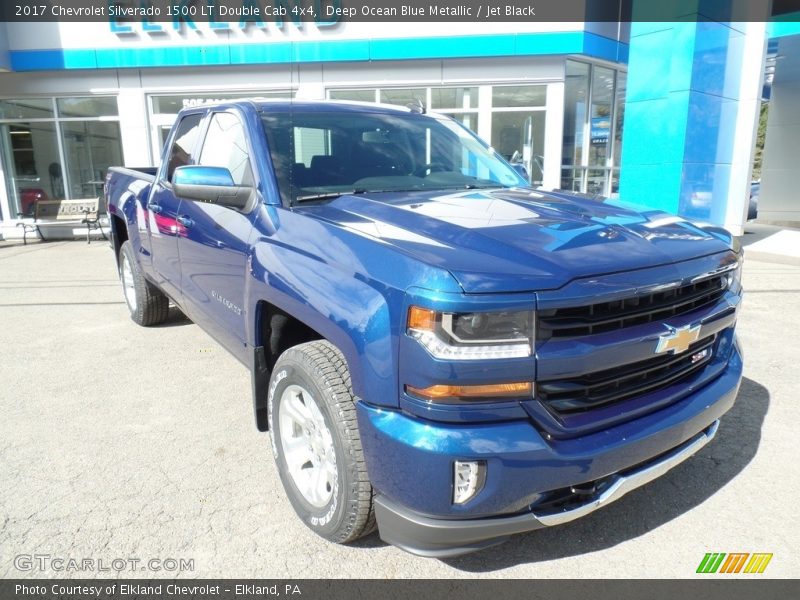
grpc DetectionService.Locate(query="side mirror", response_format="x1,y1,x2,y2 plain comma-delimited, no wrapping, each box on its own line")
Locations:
172,166,251,210
511,163,529,181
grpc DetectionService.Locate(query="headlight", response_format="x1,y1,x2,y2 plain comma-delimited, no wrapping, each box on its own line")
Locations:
407,306,533,360
726,257,743,292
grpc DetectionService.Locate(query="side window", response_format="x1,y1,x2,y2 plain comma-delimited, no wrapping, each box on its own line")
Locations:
166,113,202,183
199,112,253,186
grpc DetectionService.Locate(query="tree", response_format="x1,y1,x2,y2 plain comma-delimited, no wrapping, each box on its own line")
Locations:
751,102,769,181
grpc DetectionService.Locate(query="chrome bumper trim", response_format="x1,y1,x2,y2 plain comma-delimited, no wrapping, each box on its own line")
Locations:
534,420,720,527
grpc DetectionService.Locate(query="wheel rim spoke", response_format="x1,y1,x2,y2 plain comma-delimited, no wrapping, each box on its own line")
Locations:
121,255,137,311
303,471,322,506
312,463,330,501
324,456,337,478
282,436,313,471
282,391,312,429
278,384,337,509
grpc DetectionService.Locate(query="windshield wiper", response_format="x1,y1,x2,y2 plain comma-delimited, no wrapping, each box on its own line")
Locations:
294,188,433,203
294,188,371,203
293,184,505,204
295,192,347,203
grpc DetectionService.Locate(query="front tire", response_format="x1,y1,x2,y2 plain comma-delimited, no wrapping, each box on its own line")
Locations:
118,240,169,326
268,341,375,543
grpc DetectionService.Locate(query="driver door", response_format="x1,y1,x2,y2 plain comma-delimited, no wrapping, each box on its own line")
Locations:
175,110,255,361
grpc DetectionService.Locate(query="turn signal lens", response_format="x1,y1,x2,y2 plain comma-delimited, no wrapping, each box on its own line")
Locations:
406,382,533,403
407,306,437,331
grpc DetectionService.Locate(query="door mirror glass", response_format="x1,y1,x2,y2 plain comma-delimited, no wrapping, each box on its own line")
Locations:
511,163,529,180
172,165,251,210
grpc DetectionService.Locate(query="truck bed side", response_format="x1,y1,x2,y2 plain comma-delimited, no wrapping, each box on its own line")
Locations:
105,166,157,269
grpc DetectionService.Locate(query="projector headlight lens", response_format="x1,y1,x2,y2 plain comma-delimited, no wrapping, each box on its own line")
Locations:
407,306,533,360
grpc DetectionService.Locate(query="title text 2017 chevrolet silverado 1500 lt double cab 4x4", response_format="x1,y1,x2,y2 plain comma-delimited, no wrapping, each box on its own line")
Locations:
105,100,743,557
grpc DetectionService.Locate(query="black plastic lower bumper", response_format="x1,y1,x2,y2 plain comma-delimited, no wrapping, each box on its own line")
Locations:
374,494,546,558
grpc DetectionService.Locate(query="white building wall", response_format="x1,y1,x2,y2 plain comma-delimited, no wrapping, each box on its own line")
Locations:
722,21,767,235
543,80,565,191
0,24,9,71
760,36,800,225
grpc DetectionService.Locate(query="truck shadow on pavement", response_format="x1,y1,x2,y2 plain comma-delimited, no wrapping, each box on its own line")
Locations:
153,306,193,327
440,376,769,572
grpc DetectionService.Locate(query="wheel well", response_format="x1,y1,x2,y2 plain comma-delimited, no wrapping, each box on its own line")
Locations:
258,301,325,371
251,301,327,431
111,214,128,262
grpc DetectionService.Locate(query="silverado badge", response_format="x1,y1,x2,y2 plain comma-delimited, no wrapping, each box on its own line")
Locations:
655,324,702,355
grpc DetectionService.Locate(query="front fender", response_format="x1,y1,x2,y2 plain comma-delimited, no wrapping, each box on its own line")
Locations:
247,239,400,407
244,205,460,408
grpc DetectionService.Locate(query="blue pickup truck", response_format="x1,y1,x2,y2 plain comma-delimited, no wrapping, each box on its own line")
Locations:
105,100,743,557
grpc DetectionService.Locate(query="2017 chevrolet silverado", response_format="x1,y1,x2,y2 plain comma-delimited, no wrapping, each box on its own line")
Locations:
105,100,743,557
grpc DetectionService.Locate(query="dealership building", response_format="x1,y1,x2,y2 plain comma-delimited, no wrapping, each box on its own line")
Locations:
0,15,798,240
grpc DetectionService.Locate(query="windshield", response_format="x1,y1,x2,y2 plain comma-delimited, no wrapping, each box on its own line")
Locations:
260,109,528,205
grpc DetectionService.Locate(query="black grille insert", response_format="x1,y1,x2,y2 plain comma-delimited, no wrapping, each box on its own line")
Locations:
537,335,716,414
538,276,727,339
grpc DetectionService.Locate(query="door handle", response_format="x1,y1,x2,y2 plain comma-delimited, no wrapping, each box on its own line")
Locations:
148,203,163,214
177,215,194,228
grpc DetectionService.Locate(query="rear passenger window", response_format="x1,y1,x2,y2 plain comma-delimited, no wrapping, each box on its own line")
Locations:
166,113,202,183
199,112,254,186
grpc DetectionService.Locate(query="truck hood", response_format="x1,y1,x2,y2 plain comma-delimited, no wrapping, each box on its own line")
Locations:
297,188,734,293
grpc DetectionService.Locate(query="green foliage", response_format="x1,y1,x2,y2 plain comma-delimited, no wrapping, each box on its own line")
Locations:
751,102,769,181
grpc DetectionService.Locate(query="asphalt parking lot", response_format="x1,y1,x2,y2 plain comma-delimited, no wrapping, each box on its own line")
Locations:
0,239,797,578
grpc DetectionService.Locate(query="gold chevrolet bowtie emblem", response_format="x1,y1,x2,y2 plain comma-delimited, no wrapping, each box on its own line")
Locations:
655,324,702,354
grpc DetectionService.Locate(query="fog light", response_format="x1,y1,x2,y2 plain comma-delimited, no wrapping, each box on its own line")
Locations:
453,460,486,505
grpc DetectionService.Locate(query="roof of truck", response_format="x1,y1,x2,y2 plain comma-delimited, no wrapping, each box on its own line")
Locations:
182,98,429,116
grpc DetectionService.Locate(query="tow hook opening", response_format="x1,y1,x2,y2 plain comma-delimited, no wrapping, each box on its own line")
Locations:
533,475,615,515
569,483,597,496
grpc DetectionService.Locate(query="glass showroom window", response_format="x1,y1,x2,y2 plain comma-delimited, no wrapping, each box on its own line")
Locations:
490,85,546,186
611,72,626,195
328,87,425,107
380,88,426,108
561,61,626,196
148,90,294,156
431,87,479,134
61,120,123,198
0,97,122,217
328,88,378,103
327,87,480,134
327,84,552,186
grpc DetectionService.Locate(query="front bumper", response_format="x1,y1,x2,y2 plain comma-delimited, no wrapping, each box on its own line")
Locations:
358,342,742,557
374,420,719,557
